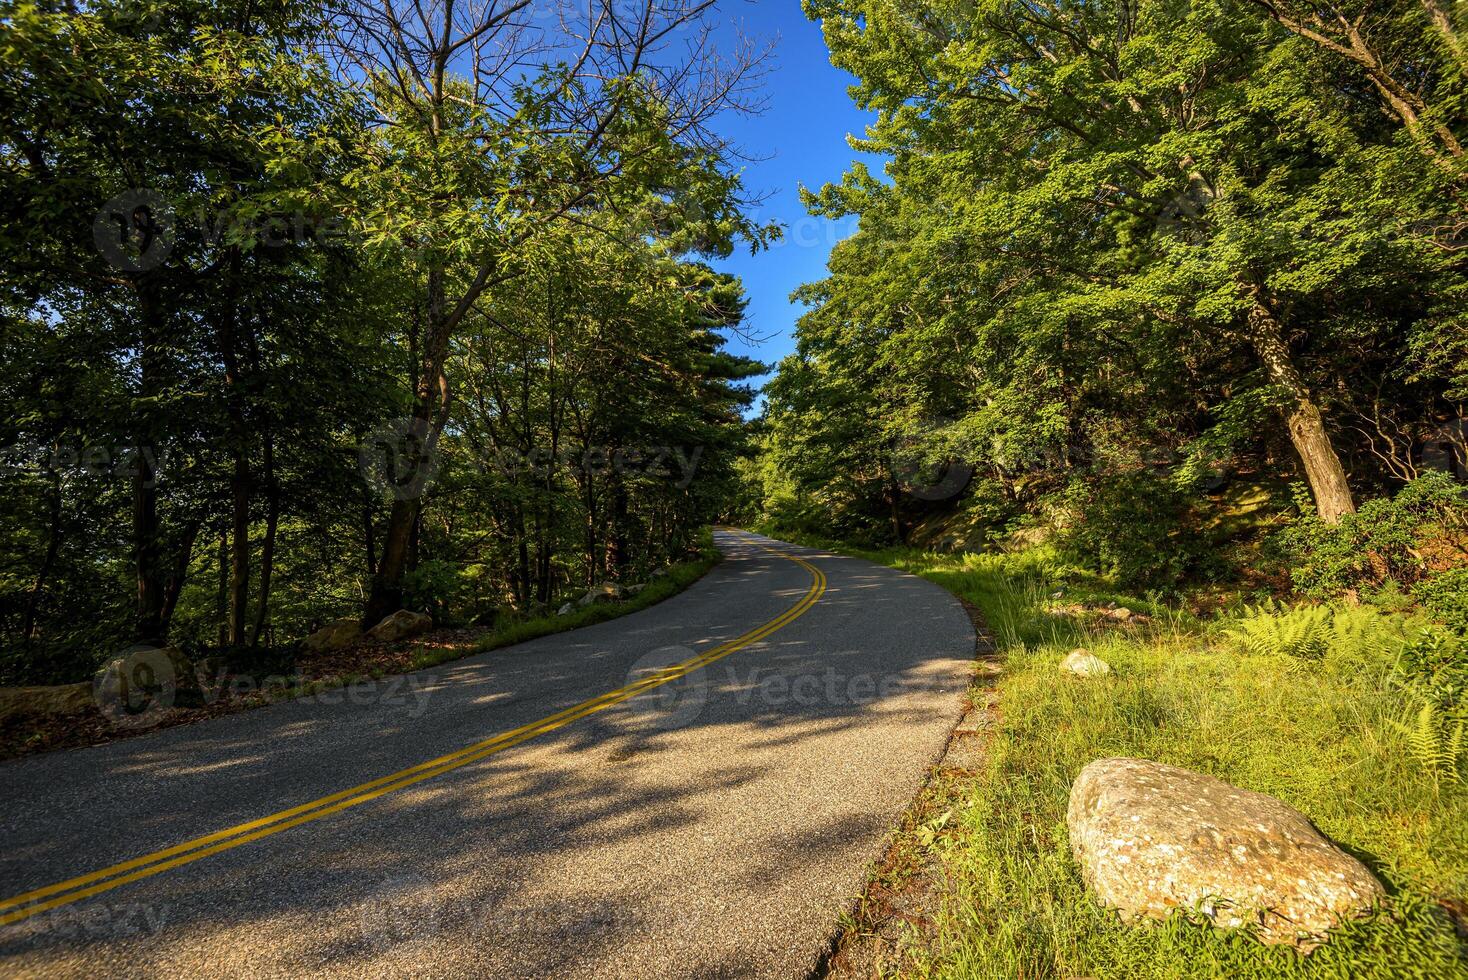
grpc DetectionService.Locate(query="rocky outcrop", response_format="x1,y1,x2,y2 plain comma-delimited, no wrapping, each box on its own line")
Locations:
577,582,625,607
1067,757,1384,947
302,618,363,653
0,682,93,726
365,610,433,644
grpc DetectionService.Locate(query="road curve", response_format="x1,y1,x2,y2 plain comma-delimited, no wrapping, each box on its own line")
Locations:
0,530,975,979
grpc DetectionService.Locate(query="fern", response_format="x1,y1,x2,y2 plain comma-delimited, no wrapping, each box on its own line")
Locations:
1227,602,1332,665
1392,696,1466,788
1227,602,1404,668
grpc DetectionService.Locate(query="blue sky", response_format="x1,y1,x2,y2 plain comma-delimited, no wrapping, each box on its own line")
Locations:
704,3,879,409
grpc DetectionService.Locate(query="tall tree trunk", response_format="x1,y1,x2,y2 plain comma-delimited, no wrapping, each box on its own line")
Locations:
22,465,63,644
216,251,251,646
366,269,453,624
228,457,251,645
1246,291,1356,523
605,461,629,578
216,530,229,647
134,280,168,644
361,486,377,580
251,434,280,646
366,495,418,625
159,519,201,635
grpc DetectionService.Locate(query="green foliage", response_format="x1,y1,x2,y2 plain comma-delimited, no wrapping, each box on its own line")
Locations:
1415,567,1468,635
757,0,1466,600
1392,697,1465,788
1050,471,1204,591
1277,472,1468,626
1224,601,1408,675
0,0,764,679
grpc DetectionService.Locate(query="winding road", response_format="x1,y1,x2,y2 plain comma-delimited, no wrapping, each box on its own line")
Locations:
0,530,974,979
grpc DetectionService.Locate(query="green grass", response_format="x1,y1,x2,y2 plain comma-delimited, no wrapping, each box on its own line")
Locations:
773,533,1468,979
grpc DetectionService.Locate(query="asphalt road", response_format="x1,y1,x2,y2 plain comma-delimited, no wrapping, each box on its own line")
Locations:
0,530,975,979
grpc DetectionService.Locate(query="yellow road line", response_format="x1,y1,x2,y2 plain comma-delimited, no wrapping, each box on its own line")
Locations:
1,532,824,926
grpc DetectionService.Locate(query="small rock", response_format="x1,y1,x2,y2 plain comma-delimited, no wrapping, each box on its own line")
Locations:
302,618,362,654
1050,589,1065,600
1067,758,1384,947
557,603,574,616
1060,649,1111,677
365,610,433,644
1111,607,1133,621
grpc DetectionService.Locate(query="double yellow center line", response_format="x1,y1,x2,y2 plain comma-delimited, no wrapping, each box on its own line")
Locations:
1,533,825,927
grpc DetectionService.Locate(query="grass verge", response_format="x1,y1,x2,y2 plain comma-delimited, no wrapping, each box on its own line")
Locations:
775,533,1468,979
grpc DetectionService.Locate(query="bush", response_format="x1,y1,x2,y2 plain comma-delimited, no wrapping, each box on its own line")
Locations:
1050,471,1206,591
1415,567,1468,634
1277,471,1468,625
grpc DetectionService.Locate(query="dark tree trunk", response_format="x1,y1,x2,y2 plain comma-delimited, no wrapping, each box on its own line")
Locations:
159,520,201,635
251,435,280,646
365,495,418,626
214,250,252,646
361,486,377,579
605,464,629,577
366,269,453,624
216,530,229,647
23,466,63,643
134,281,168,644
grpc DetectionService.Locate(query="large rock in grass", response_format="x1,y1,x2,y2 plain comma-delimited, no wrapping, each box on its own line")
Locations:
1060,649,1110,677
1067,758,1383,947
302,618,362,654
365,610,433,644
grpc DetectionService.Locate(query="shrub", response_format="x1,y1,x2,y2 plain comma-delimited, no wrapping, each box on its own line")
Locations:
1277,471,1468,617
1414,567,1468,634
1050,470,1206,591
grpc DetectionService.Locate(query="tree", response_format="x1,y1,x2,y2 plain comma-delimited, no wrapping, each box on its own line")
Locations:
330,0,770,622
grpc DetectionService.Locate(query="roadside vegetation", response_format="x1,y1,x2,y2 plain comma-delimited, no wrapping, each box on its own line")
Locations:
774,534,1468,978
1,0,765,690
0,534,721,759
